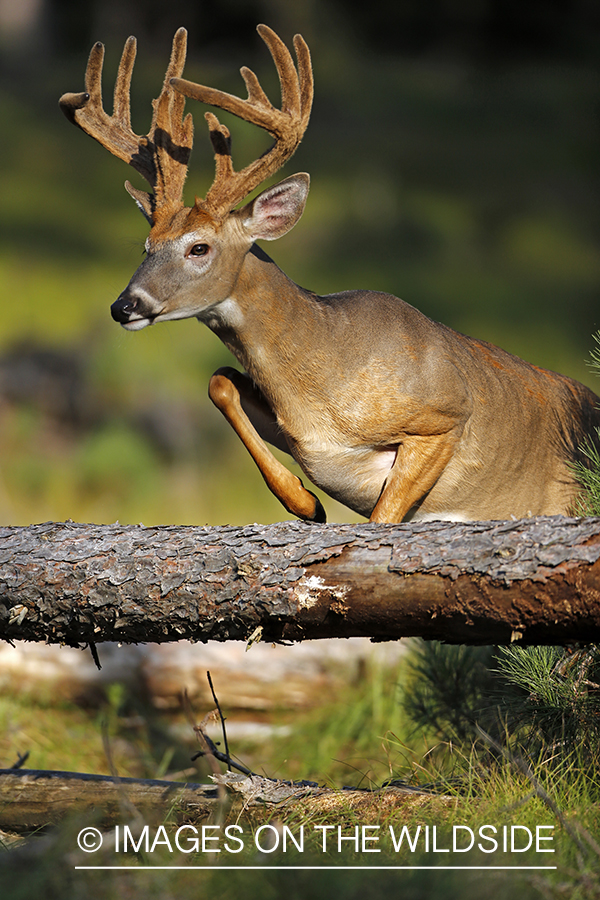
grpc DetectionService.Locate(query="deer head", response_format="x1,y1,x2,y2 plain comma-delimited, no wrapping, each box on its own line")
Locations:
59,25,313,330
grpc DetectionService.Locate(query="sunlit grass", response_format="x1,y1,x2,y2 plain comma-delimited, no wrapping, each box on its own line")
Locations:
265,655,409,786
0,690,140,777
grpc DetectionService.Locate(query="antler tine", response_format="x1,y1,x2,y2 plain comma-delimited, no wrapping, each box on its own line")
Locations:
204,113,234,182
147,27,194,208
170,24,313,218
111,35,136,129
59,30,193,216
238,65,271,109
255,24,301,118
293,34,314,132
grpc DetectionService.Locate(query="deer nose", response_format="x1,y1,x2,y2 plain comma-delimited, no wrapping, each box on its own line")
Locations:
111,293,137,323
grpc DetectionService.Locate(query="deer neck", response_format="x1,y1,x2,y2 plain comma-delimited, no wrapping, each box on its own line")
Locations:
205,244,321,387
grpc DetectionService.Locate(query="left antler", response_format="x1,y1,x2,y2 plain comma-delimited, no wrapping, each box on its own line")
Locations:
171,24,313,219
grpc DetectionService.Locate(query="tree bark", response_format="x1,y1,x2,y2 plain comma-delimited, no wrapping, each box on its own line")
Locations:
1,516,600,646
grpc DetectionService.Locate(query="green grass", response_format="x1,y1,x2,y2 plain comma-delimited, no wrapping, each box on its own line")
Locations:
259,654,410,786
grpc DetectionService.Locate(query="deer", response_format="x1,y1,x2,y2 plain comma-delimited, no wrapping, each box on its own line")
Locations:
60,25,600,525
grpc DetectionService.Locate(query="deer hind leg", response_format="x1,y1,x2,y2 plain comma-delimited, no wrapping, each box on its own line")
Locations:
209,367,326,522
369,432,458,523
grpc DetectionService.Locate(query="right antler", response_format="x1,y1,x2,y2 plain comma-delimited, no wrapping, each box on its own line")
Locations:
172,24,313,219
59,28,193,220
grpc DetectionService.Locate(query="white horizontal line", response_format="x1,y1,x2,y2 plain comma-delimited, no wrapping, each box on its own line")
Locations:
74,866,558,871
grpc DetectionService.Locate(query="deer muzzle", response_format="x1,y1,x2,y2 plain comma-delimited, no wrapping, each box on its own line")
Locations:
111,291,143,325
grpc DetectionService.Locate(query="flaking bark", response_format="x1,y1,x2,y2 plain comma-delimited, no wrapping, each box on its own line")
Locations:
2,517,600,646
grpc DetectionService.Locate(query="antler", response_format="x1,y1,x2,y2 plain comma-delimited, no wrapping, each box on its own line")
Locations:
171,24,313,219
59,28,193,219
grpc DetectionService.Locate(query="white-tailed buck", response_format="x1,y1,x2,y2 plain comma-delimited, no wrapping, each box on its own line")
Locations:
60,26,600,524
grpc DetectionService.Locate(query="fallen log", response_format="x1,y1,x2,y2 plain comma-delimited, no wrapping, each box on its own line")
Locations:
1,517,600,646
0,768,448,833
0,769,219,832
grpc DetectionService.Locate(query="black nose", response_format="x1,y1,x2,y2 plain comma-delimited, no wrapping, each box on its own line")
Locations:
111,293,137,323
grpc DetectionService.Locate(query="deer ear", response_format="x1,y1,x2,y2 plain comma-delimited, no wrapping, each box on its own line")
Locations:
240,174,309,241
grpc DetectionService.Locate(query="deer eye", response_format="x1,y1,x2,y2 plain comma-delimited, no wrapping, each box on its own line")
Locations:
189,243,209,257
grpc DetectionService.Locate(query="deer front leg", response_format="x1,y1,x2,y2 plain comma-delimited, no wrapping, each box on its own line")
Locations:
209,367,326,522
369,432,458,523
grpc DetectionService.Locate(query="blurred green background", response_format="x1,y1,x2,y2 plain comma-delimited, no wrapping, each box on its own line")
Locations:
0,0,599,527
